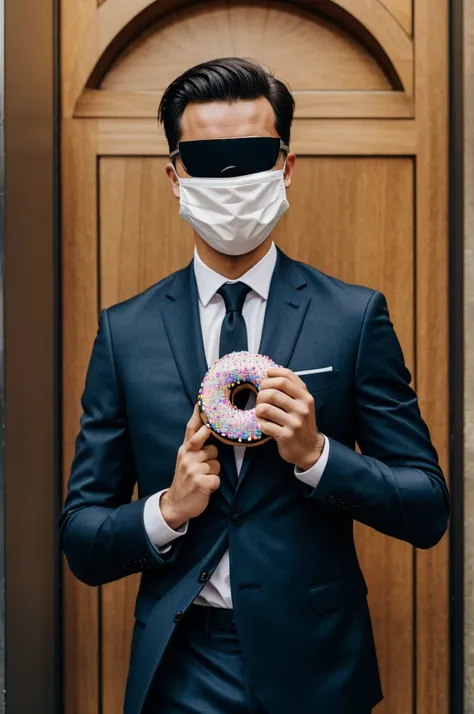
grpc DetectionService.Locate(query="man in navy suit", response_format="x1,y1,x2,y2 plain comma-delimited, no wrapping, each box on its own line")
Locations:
60,58,449,714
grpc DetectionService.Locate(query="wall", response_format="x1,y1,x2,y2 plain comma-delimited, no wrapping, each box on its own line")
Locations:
3,0,60,711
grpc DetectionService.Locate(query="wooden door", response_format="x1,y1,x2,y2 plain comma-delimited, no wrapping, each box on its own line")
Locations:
61,2,449,714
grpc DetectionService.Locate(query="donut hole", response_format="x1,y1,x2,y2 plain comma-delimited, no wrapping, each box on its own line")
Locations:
230,383,258,410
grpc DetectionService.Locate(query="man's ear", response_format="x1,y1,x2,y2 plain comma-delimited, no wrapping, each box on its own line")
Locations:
165,163,180,199
284,153,296,189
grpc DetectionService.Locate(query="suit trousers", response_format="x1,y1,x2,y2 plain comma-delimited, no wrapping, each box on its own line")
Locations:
143,605,267,714
143,605,374,714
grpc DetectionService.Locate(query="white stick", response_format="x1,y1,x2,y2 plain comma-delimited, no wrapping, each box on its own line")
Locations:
294,367,333,376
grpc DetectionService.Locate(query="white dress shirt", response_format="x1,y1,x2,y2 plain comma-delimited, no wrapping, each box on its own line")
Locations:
143,242,330,608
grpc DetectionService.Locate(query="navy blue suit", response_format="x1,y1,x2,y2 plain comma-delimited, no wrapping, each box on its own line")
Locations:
60,248,449,714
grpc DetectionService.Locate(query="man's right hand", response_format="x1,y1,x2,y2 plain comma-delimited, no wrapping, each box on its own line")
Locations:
160,404,221,530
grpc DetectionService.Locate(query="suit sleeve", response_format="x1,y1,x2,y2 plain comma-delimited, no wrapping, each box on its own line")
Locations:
59,309,181,586
309,291,449,549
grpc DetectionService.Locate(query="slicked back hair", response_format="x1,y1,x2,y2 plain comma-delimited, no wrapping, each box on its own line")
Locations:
158,57,295,151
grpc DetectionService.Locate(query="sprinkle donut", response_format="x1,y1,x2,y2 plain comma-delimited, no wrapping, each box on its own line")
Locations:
198,351,277,446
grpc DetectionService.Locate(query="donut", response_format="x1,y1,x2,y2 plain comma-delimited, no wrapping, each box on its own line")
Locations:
197,351,277,446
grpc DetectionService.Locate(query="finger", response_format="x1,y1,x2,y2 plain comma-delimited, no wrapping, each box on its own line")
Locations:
197,473,221,495
256,402,290,427
201,444,219,461
193,444,219,463
206,459,221,475
267,367,307,391
257,418,286,439
185,404,204,441
259,376,302,399
257,388,295,413
258,391,313,422
267,366,304,384
187,423,212,451
197,459,221,475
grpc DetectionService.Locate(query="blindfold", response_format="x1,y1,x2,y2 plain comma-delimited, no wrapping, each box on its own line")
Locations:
170,137,289,178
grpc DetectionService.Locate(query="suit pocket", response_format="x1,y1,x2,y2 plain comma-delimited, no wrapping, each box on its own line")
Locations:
309,576,368,616
300,370,339,394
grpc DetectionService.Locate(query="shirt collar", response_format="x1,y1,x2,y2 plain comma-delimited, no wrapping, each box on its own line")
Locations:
193,242,277,308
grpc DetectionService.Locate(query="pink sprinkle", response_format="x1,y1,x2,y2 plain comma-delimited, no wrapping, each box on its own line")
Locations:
198,351,278,444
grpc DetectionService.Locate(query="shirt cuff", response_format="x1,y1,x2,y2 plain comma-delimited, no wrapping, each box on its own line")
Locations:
294,434,330,489
143,490,188,553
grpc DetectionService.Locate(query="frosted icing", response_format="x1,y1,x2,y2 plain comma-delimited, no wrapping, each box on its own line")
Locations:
198,351,277,444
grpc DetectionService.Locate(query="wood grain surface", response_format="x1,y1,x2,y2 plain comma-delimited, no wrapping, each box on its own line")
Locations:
94,118,418,156
76,88,414,119
379,0,413,34
65,0,414,118
62,118,101,714
413,0,450,713
98,156,415,714
102,2,391,92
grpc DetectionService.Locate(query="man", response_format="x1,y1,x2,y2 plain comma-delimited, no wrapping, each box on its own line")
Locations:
60,58,449,714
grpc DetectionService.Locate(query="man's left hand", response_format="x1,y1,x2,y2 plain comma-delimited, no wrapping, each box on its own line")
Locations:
256,367,325,472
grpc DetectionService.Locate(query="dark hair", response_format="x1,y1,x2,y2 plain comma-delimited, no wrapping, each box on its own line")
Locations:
158,57,295,151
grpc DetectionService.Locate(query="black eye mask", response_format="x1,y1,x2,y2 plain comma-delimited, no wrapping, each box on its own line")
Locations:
170,137,288,178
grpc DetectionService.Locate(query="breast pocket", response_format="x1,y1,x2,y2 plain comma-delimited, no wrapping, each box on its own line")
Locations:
300,369,340,394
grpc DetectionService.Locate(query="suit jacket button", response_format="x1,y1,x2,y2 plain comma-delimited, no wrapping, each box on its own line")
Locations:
199,572,210,582
327,494,337,506
232,514,244,526
174,611,183,623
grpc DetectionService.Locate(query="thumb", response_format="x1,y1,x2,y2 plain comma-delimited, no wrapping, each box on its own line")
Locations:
184,403,204,442
187,423,212,452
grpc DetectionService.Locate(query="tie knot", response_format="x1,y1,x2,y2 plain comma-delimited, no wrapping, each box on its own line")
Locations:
218,282,251,314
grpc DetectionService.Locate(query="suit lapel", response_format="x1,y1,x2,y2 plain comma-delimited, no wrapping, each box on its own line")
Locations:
161,250,311,497
161,262,207,407
235,248,311,495
161,262,239,493
258,248,311,368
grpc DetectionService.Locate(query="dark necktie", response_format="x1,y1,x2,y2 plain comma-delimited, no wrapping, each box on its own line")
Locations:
218,282,252,358
218,282,252,411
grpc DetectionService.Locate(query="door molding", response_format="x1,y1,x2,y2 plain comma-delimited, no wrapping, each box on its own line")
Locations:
63,0,414,119
60,1,450,712
451,0,465,713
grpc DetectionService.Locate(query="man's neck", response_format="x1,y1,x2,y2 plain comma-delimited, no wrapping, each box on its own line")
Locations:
194,234,273,279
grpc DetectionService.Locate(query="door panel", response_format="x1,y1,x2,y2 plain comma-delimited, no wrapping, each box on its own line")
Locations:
380,0,412,34
99,155,415,714
61,2,449,714
101,2,391,92
100,157,193,308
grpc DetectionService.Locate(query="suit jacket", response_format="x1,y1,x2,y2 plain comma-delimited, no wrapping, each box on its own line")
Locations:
60,247,449,714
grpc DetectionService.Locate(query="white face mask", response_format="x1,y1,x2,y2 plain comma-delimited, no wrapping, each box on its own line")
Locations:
176,168,290,256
